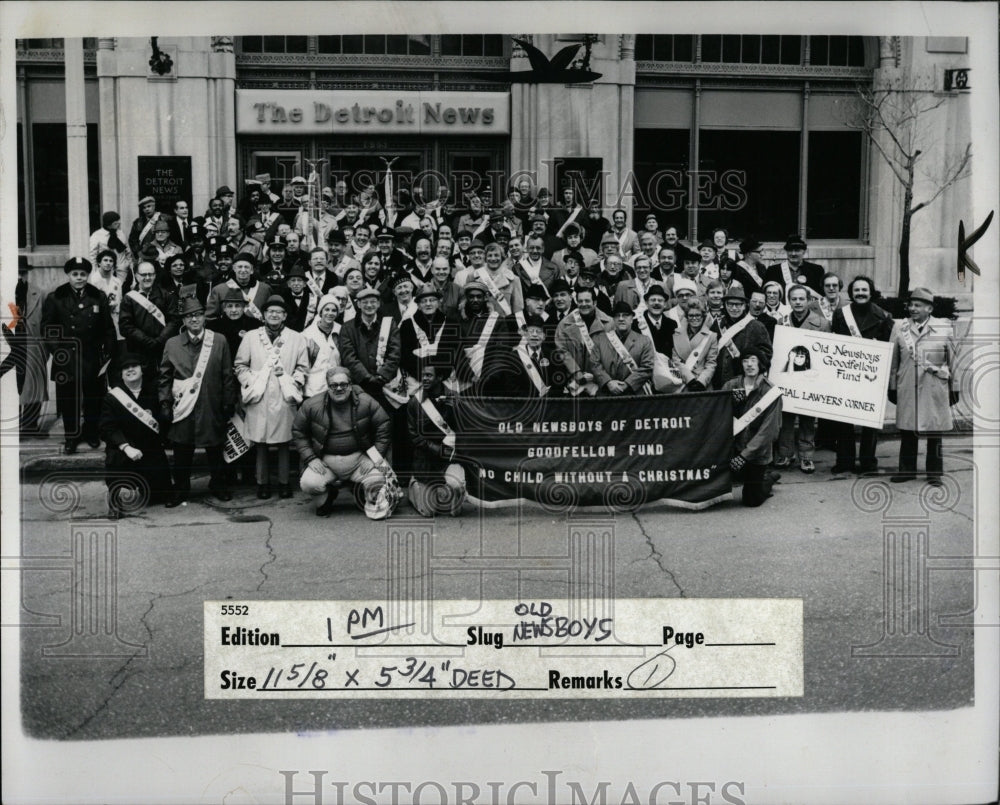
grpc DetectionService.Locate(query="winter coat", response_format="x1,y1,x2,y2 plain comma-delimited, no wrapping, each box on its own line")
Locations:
292,386,391,463
158,328,235,446
890,317,958,432
233,326,309,444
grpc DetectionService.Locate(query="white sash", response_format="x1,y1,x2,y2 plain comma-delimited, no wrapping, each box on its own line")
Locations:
306,274,325,301
615,228,629,255
738,260,763,287
259,328,302,404
683,332,708,372
635,313,680,389
228,279,263,321
556,205,583,238
780,261,794,288
819,297,835,322
733,384,783,436
376,317,393,371
841,304,862,338
782,261,822,299
516,345,549,396
332,255,353,279
476,268,513,316
631,278,649,313
899,320,945,377
466,312,499,378
413,318,446,358
717,314,753,359
110,387,160,433
172,330,215,422
138,211,160,244
519,258,550,300
605,331,652,395
414,389,457,449
472,218,490,239
399,300,417,322
126,290,165,328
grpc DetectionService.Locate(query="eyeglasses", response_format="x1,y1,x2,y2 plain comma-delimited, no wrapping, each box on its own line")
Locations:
137,273,156,278
328,382,350,389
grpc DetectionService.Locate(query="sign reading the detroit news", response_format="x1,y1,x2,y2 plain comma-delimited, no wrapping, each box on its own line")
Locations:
236,90,510,135
769,325,894,429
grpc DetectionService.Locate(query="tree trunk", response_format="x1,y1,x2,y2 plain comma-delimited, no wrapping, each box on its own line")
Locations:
897,156,916,300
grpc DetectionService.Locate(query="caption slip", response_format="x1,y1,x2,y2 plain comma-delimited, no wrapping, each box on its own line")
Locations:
204,599,803,699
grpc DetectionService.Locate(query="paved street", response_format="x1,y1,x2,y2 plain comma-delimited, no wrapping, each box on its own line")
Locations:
14,434,976,740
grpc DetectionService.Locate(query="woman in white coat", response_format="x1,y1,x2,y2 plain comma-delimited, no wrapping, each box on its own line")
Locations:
234,295,309,499
669,297,719,392
301,294,342,399
888,287,959,486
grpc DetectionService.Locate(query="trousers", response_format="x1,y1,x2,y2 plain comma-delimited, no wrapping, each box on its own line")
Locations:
898,430,944,477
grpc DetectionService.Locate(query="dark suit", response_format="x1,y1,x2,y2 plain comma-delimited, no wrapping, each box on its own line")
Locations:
168,216,192,250
500,341,569,397
118,286,180,393
281,289,313,332
830,301,894,471
41,283,117,443
100,384,174,506
632,311,677,358
513,258,559,296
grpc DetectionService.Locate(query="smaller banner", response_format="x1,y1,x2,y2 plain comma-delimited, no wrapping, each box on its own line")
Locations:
223,413,253,464
768,325,894,428
137,155,192,214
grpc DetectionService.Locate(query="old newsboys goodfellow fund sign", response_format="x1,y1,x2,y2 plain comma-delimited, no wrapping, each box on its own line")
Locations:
769,326,893,429
452,392,733,510
236,90,510,135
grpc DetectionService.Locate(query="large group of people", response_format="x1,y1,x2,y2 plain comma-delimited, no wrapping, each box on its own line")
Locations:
6,170,960,517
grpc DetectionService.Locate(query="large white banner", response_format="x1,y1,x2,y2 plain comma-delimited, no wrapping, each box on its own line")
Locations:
768,325,894,428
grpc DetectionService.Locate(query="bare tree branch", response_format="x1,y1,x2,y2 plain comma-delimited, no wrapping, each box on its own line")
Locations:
868,132,909,185
911,142,973,214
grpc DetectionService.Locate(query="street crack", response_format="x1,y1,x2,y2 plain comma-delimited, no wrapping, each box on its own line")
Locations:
631,511,685,597
257,516,277,591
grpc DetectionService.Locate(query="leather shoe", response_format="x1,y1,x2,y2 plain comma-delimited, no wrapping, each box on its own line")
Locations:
63,440,79,455
213,488,233,502
799,459,815,474
315,486,339,516
165,493,187,508
278,484,293,499
257,484,272,500
890,473,918,483
927,475,944,487
86,437,101,449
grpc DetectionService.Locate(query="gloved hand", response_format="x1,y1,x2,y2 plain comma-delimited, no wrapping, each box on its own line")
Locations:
887,388,897,405
949,390,960,406
686,379,705,392
731,388,747,404
730,455,746,473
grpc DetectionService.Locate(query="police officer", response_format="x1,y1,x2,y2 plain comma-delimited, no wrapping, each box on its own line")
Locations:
41,257,117,453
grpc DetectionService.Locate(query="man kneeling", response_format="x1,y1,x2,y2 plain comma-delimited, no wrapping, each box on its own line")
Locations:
407,363,466,517
292,366,392,517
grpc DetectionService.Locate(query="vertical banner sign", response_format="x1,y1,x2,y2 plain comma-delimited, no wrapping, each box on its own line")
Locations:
450,391,734,510
137,156,193,214
768,325,894,428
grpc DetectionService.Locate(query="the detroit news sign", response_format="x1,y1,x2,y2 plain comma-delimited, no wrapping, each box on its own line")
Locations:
768,325,894,429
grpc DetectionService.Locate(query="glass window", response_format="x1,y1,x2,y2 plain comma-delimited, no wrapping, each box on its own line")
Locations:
315,34,431,55
441,34,504,57
698,130,800,241
809,36,867,67
242,36,307,54
17,123,26,248
807,131,862,238
30,122,101,246
632,129,691,225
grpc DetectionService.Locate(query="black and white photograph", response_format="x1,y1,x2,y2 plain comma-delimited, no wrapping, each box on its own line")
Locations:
2,2,997,804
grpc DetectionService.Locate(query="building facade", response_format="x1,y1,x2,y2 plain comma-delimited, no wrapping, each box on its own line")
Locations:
15,34,973,303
